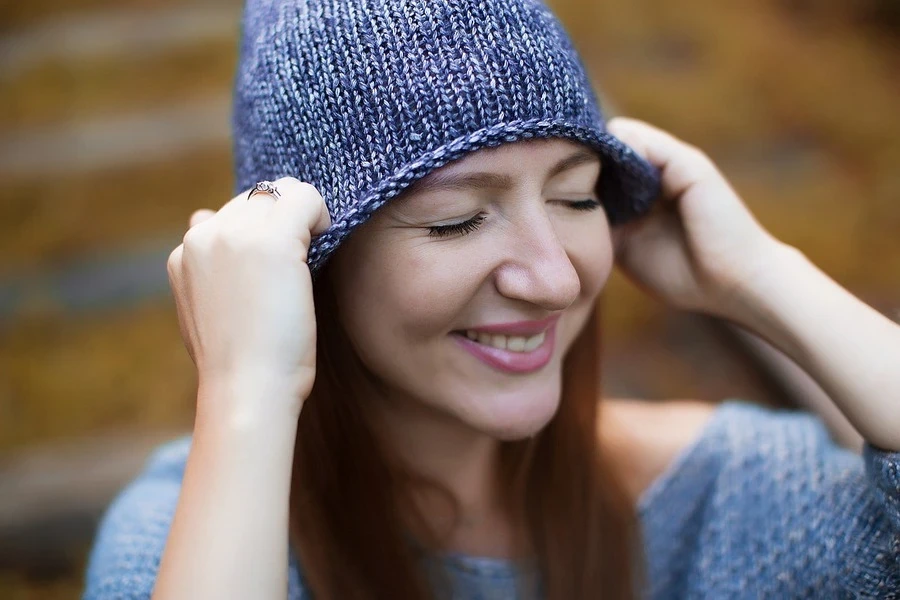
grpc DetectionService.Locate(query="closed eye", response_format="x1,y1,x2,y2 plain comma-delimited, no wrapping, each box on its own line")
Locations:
565,198,603,211
427,213,487,238
427,199,603,238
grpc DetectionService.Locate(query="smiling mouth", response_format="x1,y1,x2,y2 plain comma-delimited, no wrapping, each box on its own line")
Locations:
452,329,547,353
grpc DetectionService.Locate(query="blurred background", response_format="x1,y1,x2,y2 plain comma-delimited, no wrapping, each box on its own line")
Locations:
1,0,898,596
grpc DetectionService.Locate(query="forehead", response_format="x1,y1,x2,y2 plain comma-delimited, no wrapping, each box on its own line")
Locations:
436,137,596,173
400,138,600,199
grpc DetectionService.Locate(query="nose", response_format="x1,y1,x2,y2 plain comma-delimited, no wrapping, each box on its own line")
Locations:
493,207,581,311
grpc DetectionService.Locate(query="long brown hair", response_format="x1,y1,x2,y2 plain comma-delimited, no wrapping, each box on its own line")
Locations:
289,260,641,599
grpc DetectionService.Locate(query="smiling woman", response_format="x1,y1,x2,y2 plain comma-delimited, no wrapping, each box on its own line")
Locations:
329,139,611,440
81,0,900,599
302,137,626,597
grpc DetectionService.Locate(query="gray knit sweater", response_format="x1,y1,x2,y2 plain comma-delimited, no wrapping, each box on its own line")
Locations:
82,400,900,598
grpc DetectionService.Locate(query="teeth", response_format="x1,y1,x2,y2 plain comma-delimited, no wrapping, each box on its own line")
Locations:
524,333,545,351
507,336,526,352
490,334,507,350
462,330,546,353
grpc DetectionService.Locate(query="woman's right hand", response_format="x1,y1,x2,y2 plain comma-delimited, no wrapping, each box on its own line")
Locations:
166,177,332,420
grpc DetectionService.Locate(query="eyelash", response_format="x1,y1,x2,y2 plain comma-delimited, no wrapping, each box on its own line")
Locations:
427,199,603,238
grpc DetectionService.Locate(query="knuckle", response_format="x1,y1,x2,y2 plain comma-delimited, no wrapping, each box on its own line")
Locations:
182,226,206,248
272,176,300,195
167,245,182,273
298,181,322,198
188,209,211,227
278,177,322,200
167,247,183,286
684,143,712,166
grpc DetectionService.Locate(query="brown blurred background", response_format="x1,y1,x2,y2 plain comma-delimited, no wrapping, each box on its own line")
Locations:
1,0,898,596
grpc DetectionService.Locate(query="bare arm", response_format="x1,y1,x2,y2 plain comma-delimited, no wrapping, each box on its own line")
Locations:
726,244,900,452
154,177,331,599
151,377,299,600
609,118,900,453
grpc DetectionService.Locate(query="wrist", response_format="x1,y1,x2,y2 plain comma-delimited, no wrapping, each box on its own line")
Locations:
196,370,308,433
720,243,815,355
717,240,806,324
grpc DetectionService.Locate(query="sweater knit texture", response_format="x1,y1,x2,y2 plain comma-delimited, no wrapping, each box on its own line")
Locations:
231,0,661,274
83,400,900,598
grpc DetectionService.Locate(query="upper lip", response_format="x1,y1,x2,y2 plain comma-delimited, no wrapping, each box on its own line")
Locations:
458,315,560,337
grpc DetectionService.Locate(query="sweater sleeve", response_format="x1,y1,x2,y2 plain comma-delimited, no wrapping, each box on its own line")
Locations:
81,436,308,600
861,440,900,591
670,401,900,598
779,434,900,598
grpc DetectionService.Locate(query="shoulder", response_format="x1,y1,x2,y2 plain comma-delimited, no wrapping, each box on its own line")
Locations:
625,401,900,596
83,436,191,599
605,398,880,522
598,398,718,504
598,398,863,503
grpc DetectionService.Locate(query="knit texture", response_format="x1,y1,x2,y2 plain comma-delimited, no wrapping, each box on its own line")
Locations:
83,400,900,599
232,0,662,273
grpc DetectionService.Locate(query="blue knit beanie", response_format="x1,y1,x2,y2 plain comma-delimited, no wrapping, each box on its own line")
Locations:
232,0,661,274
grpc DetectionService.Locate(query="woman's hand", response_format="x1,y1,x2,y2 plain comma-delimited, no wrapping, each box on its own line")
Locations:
609,118,900,450
607,117,788,319
166,177,332,419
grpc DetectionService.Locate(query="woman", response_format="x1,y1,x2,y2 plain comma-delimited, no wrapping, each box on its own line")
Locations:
83,0,900,598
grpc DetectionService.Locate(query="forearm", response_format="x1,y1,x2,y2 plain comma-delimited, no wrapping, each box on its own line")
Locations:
726,244,900,451
152,376,300,600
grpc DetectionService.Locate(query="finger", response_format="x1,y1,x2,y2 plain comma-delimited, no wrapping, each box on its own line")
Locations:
189,209,215,229
266,177,332,241
166,245,196,364
214,182,279,224
607,117,727,200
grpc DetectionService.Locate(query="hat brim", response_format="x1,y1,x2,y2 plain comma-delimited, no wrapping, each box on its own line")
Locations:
308,118,661,273
590,130,662,226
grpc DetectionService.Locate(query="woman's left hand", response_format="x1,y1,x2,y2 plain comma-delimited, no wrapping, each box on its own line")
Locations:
609,118,900,451
607,117,788,319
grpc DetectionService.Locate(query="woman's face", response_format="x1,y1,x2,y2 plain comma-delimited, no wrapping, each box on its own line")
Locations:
331,138,614,440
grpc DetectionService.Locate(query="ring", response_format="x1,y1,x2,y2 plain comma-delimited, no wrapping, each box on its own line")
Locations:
247,180,281,201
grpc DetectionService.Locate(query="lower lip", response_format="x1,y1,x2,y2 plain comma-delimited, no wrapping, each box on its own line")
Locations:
451,322,557,374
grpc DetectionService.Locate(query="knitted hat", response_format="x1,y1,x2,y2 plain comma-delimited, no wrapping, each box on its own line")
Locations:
232,0,661,274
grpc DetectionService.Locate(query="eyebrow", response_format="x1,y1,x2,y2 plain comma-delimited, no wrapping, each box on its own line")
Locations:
405,149,600,195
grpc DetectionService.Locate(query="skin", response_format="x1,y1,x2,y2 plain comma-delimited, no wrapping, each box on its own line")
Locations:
154,117,900,599
329,137,614,552
331,139,607,443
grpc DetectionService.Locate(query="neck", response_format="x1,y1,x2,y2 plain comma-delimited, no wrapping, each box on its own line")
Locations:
373,393,519,557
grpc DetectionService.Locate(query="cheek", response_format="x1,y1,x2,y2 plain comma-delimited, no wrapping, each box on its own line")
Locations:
390,252,478,334
567,221,615,300
335,238,483,360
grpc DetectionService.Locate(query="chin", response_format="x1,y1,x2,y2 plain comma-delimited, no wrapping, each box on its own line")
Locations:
468,387,562,441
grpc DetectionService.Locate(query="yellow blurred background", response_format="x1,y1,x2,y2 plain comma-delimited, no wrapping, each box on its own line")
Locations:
1,0,898,596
